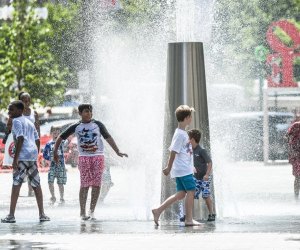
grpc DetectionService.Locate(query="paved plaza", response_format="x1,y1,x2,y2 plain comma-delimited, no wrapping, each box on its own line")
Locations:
0,161,299,249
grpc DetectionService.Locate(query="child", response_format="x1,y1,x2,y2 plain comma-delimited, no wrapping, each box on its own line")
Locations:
43,125,67,204
152,105,200,226
1,101,50,223
4,92,39,196
188,129,215,222
53,103,127,220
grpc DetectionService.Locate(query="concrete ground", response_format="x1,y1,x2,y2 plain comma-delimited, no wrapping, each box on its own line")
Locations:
0,161,299,249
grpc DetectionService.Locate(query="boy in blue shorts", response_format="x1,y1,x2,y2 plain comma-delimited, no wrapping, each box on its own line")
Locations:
43,126,67,204
188,129,215,221
152,105,200,226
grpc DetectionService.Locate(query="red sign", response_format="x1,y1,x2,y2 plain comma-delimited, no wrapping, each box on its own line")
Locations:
266,20,300,87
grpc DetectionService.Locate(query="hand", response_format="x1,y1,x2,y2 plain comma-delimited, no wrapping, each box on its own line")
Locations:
117,152,128,158
203,174,209,181
162,167,171,176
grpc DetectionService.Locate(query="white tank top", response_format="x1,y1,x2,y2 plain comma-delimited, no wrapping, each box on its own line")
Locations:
24,109,35,124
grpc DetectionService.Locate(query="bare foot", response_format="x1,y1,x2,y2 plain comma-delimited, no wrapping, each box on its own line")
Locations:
185,219,201,226
152,209,160,226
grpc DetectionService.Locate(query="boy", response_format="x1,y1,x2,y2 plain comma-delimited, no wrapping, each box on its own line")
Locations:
43,126,67,204
1,101,50,223
53,104,127,220
152,105,200,226
188,129,215,222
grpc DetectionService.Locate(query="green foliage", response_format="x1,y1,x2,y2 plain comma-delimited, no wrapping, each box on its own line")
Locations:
0,0,80,109
114,0,169,32
210,0,300,84
46,2,80,88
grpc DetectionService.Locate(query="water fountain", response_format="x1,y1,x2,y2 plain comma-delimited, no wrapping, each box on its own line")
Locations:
89,0,298,223
91,0,216,221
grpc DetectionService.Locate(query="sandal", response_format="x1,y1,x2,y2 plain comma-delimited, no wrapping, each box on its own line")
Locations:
40,214,50,222
1,215,16,223
81,215,90,221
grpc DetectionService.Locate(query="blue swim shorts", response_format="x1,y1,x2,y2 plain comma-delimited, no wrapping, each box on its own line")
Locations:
194,176,212,199
175,174,196,192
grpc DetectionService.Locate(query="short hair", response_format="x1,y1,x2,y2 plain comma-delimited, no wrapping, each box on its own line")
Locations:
78,103,93,113
9,100,24,111
175,105,195,122
188,129,201,143
50,125,62,134
18,92,30,100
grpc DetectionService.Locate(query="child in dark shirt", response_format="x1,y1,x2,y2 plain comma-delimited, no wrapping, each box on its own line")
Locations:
180,129,216,222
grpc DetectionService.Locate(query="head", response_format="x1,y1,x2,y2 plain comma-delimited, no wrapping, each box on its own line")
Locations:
8,101,24,119
175,105,194,125
188,129,201,146
50,126,61,140
18,92,31,108
78,103,93,122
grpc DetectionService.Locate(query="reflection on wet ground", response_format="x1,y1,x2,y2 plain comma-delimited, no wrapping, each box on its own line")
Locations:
1,216,300,235
0,239,54,249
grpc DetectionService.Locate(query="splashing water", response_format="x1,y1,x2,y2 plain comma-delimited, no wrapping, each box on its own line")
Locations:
90,0,218,220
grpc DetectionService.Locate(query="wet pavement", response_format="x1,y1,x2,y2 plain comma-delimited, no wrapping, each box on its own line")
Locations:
0,161,299,249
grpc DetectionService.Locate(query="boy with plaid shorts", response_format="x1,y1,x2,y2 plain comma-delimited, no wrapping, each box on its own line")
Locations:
1,101,50,223
43,126,67,204
188,129,215,222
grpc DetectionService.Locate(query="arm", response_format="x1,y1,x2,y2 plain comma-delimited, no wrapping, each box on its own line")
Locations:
106,137,128,157
203,162,212,181
53,123,77,163
12,136,24,170
53,137,63,163
35,139,40,153
34,111,40,137
162,151,176,176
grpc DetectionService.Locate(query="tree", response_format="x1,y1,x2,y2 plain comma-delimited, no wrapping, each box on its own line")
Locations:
0,0,70,109
46,2,81,88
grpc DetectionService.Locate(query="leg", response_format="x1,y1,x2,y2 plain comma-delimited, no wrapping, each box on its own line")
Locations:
48,166,55,202
27,161,49,221
56,164,67,203
79,187,89,217
152,191,186,226
204,197,213,214
48,182,56,203
58,184,64,202
28,179,34,196
5,161,26,220
33,185,45,217
90,186,100,213
9,184,22,216
184,190,196,225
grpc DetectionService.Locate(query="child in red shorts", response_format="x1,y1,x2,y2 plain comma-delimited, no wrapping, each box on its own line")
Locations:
53,104,128,220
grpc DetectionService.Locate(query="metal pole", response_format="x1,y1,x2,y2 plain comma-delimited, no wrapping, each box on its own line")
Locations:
161,42,215,220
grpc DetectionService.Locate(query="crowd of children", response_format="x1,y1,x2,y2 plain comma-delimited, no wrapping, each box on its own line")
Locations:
1,97,215,226
1,98,127,223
